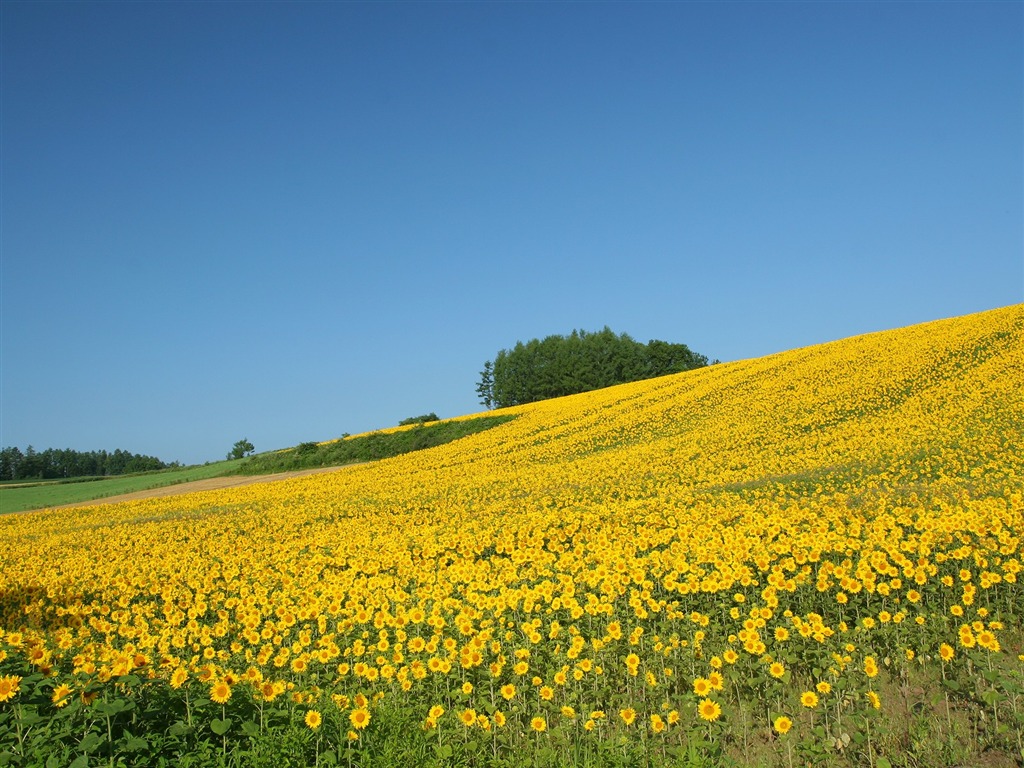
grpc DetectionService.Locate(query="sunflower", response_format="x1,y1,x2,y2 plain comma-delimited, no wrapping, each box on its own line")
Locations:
500,684,516,700
693,677,712,696
864,657,879,678
650,713,666,733
530,716,547,733
170,668,188,689
305,710,322,730
939,643,955,662
259,681,278,701
977,631,1000,652
866,691,881,709
800,691,819,708
428,704,445,719
459,708,477,727
51,683,73,708
768,662,786,679
619,708,637,726
773,715,792,735
698,698,722,722
350,708,371,730
210,681,232,704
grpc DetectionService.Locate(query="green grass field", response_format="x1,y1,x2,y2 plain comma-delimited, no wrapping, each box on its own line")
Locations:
0,459,245,514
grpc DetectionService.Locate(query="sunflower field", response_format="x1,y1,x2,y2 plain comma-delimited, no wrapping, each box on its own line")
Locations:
1,305,1022,767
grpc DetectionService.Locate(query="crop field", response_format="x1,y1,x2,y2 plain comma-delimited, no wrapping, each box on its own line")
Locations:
0,461,248,515
1,305,1022,767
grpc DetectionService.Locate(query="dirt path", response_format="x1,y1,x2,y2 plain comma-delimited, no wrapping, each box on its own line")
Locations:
55,466,354,509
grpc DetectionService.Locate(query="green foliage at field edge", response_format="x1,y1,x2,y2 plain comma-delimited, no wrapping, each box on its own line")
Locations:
236,415,518,476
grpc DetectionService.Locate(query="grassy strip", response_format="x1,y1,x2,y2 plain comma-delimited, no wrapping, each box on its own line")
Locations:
0,460,245,514
237,414,518,475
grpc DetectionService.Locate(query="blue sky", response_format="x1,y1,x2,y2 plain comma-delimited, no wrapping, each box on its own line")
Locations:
2,1,1021,466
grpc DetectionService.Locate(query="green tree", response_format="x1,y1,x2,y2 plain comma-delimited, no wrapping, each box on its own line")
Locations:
476,361,495,409
228,438,255,460
481,328,709,408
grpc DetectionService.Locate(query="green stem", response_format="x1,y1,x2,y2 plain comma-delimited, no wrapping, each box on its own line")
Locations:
866,716,873,768
13,702,25,756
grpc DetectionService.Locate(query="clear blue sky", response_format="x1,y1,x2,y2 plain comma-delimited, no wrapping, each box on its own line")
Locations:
2,1,1021,466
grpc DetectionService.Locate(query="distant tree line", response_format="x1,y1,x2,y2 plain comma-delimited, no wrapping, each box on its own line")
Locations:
0,446,175,481
477,327,710,409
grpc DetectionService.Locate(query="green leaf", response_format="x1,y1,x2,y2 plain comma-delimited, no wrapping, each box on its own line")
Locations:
241,720,261,737
982,690,1003,706
80,733,103,753
168,721,194,737
943,679,961,692
123,736,148,752
876,758,892,768
210,717,233,735
94,699,123,716
16,711,43,727
69,757,90,768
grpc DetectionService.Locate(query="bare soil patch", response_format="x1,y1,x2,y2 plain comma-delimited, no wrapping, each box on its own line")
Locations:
54,466,354,509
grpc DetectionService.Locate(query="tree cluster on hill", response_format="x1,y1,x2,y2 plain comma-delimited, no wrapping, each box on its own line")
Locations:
398,413,440,426
476,327,710,409
0,446,175,481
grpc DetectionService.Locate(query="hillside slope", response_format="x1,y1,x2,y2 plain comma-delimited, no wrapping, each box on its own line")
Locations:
1,304,1021,766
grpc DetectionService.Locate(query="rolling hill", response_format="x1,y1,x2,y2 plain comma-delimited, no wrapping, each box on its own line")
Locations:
0,303,1021,767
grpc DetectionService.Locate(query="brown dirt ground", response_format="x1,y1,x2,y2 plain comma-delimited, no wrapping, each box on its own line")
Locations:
55,466,353,509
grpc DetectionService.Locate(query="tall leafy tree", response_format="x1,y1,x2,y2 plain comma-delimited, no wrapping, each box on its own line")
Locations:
228,438,255,460
476,361,495,409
